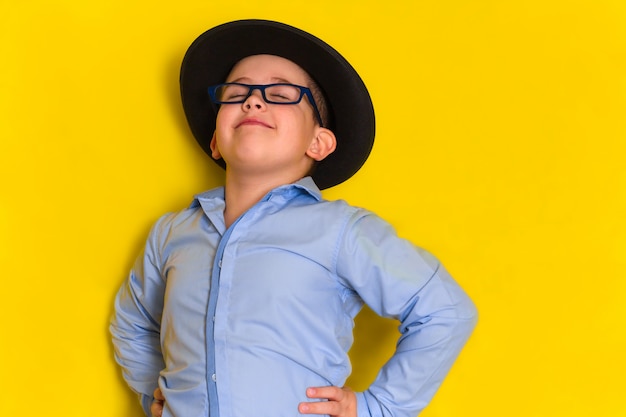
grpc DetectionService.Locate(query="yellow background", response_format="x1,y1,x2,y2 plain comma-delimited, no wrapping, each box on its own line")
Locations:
1,1,625,416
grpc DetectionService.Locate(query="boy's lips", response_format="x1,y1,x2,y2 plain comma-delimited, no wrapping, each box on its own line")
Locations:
236,118,272,128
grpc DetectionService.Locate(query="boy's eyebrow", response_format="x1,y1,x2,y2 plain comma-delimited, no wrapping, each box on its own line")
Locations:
227,76,294,84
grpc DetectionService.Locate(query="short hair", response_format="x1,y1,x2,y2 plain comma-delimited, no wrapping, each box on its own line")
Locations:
306,75,330,128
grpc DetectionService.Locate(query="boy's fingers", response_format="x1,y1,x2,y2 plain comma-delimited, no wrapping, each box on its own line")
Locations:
299,400,341,415
300,386,356,416
151,388,165,417
153,387,165,401
306,386,345,401
151,401,164,417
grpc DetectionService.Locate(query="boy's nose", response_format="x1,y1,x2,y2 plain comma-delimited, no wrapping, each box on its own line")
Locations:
243,90,266,110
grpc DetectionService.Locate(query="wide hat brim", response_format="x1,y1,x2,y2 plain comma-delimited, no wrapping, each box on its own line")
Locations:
180,19,375,190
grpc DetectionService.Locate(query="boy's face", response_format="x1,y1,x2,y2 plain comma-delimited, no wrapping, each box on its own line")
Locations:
210,54,335,181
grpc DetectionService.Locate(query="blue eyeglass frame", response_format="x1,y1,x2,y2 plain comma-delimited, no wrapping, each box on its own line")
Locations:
208,82,324,127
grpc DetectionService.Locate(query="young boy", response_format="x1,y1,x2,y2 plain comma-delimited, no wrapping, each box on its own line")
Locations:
110,20,477,417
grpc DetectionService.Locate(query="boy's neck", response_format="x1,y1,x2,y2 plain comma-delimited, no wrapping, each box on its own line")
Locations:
222,171,304,228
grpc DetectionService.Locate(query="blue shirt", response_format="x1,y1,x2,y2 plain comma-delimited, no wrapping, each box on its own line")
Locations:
110,177,477,417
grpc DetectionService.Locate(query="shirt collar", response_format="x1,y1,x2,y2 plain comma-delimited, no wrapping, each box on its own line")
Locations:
271,176,322,201
189,176,322,209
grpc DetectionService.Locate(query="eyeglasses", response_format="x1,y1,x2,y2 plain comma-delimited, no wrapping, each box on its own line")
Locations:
208,83,324,127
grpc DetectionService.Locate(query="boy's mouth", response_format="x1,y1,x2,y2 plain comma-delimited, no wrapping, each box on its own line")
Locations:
236,118,272,128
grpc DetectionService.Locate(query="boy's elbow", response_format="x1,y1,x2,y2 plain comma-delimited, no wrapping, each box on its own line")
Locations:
459,293,478,324
452,293,478,343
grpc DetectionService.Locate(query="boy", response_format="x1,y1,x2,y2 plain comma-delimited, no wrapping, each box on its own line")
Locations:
110,20,477,417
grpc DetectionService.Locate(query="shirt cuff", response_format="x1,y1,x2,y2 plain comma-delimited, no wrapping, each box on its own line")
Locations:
355,391,372,417
140,393,153,417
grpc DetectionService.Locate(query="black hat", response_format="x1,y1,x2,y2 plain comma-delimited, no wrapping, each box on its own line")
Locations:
180,19,375,189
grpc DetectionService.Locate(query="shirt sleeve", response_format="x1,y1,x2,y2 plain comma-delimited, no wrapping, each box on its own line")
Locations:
335,210,478,417
110,216,170,416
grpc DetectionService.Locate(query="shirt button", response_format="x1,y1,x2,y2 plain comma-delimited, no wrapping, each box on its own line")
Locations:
211,373,217,382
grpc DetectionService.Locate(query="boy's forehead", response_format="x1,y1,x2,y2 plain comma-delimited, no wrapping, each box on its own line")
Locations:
226,54,311,84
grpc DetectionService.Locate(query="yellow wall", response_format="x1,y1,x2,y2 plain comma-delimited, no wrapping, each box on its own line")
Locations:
1,1,625,416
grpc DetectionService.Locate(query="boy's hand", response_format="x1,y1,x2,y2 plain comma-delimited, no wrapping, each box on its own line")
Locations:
298,386,357,417
151,388,165,417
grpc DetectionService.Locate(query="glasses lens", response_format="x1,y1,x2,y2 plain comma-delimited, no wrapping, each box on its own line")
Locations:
216,84,249,102
264,85,301,103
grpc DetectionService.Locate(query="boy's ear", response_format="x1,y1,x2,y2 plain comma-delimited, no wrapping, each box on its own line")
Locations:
306,128,337,161
209,132,222,160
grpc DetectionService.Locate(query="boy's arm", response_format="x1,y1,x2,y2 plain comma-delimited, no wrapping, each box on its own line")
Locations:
337,212,478,417
110,219,168,417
